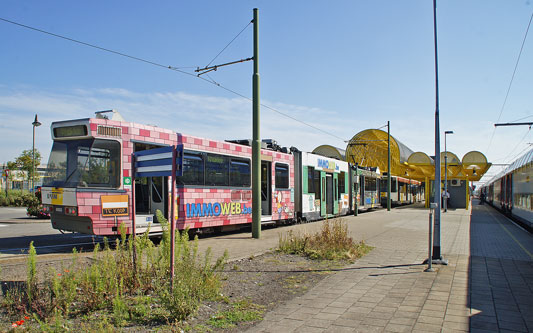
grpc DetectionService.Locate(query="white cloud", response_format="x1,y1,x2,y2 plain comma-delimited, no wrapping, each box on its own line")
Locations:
0,86,528,188
0,87,348,165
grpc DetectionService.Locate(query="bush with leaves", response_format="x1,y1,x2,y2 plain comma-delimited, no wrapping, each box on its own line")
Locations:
1,210,228,330
278,218,373,261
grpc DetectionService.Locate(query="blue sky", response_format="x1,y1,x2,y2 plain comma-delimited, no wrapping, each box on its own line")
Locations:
1,1,532,184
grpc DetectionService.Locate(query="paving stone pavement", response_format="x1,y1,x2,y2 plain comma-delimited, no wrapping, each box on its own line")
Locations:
235,200,533,332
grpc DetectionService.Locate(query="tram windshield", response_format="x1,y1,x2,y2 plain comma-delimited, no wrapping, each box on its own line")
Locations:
44,139,120,188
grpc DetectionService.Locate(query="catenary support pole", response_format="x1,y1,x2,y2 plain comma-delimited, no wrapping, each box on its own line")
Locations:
131,154,137,274
387,121,391,211
170,146,177,284
252,8,261,239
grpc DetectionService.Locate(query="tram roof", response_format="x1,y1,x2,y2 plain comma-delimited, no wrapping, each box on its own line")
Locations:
507,148,533,173
345,128,491,182
484,148,533,185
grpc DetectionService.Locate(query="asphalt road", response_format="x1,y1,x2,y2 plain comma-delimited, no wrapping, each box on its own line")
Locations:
0,207,31,221
0,207,103,257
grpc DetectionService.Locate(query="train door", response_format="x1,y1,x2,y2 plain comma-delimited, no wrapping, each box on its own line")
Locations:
320,172,326,216
505,174,513,211
134,177,168,220
326,174,334,215
333,173,339,214
359,176,365,207
150,176,168,222
261,161,272,216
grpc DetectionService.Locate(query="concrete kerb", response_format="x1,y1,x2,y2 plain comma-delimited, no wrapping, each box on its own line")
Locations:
0,218,50,224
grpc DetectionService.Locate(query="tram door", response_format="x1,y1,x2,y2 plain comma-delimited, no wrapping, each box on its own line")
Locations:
261,161,272,215
359,176,365,207
150,176,167,222
326,174,334,215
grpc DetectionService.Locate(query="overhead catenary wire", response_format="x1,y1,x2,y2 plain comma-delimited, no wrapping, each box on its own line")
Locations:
0,16,347,143
495,127,531,163
0,17,197,78
486,10,533,153
508,143,533,164
205,21,252,68
509,114,533,123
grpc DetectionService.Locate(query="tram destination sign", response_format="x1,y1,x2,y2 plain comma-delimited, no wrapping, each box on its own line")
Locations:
101,195,129,217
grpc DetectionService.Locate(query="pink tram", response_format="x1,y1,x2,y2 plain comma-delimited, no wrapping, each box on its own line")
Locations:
42,111,294,236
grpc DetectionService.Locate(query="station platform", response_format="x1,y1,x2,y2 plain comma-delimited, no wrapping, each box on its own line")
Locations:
197,200,533,332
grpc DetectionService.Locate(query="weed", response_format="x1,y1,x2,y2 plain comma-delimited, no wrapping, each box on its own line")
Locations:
2,209,227,330
207,299,264,329
26,241,37,304
278,218,373,261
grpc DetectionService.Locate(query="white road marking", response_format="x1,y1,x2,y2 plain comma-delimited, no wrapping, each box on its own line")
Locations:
0,224,7,227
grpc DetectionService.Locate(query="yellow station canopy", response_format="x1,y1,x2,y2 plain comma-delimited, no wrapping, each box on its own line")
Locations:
343,129,491,182
312,145,346,161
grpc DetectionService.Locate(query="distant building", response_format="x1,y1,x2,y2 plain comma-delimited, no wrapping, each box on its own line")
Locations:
0,164,47,191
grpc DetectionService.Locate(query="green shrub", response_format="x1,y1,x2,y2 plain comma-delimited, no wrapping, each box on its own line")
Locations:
278,218,373,261
155,210,228,321
2,209,228,329
0,190,40,208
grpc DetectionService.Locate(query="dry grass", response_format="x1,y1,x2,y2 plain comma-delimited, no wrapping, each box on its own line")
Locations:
278,218,373,261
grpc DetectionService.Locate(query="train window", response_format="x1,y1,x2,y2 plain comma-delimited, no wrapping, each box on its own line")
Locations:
179,152,204,185
314,170,321,200
322,177,325,200
338,172,345,199
230,158,251,187
365,177,376,191
206,154,229,186
307,167,315,193
275,163,289,189
78,139,120,188
151,177,163,203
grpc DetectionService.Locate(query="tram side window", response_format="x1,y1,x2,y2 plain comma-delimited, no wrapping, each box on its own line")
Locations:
206,154,229,186
275,163,289,189
179,152,204,185
78,139,120,188
338,172,345,199
230,158,251,187
365,177,376,192
314,170,321,200
307,167,315,194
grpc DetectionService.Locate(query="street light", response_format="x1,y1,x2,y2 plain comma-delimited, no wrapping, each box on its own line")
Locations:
431,0,447,264
444,130,454,212
32,114,41,191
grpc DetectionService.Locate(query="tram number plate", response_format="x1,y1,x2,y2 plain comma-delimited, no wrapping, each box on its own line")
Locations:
101,195,130,217
102,207,129,216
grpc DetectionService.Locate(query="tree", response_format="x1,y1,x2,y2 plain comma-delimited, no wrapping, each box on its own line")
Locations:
8,149,42,185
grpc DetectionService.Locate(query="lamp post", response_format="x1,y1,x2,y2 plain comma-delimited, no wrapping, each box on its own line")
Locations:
444,130,453,212
431,0,447,264
32,114,41,191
